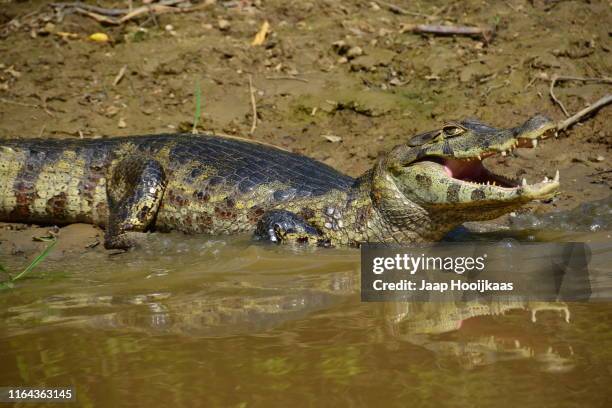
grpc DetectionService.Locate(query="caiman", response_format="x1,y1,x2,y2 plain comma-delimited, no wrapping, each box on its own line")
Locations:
0,115,559,249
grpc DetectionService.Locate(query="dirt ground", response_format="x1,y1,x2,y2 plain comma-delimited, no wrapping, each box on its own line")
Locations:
0,0,610,259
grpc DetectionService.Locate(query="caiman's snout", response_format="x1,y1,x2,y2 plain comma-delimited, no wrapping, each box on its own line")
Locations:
381,115,561,223
511,114,556,149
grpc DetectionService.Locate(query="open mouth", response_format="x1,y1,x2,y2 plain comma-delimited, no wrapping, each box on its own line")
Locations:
439,156,559,189
442,157,519,188
424,129,559,191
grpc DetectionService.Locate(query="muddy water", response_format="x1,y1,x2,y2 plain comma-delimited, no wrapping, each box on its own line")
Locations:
1,203,611,407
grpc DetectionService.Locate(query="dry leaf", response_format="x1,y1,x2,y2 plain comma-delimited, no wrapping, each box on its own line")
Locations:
251,21,270,46
323,134,342,143
88,32,110,43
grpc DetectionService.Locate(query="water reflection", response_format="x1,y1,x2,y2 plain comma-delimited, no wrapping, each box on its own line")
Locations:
384,300,574,372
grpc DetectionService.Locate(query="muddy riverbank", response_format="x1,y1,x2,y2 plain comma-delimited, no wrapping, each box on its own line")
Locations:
0,0,610,254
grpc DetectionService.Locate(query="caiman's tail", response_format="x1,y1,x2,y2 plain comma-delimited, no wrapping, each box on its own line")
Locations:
0,138,112,226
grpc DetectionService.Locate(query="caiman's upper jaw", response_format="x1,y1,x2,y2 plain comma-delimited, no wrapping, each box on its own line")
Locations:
513,114,557,146
493,121,556,154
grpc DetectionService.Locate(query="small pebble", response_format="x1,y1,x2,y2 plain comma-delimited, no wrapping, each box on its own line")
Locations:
346,46,363,59
42,22,56,34
332,40,349,55
218,19,231,31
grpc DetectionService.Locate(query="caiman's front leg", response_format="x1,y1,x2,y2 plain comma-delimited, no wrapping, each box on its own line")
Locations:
105,156,167,249
254,210,326,245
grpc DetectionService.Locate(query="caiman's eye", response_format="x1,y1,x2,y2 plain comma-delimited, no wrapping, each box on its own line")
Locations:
442,125,465,137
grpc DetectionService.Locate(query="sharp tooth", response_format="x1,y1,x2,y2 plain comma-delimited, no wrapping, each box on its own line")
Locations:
486,181,490,185
532,139,538,148
477,154,482,160
522,178,527,186
544,176,549,182
554,170,559,182
501,151,507,157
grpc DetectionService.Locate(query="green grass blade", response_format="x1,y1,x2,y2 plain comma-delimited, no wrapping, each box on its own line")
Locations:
10,239,57,282
192,80,202,134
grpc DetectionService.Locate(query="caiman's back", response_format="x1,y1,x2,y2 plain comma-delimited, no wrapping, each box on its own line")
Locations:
0,134,354,233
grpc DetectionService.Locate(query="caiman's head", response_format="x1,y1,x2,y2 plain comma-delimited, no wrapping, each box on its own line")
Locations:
373,115,559,234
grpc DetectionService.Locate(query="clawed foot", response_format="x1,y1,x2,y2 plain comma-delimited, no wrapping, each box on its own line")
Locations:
254,210,324,245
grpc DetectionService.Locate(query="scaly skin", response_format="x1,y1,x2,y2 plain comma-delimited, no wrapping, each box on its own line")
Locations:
0,115,559,249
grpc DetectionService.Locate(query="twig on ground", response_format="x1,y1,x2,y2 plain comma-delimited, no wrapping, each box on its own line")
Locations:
0,97,39,109
50,0,209,25
400,23,494,44
51,2,133,16
113,65,127,86
588,169,612,177
551,76,612,84
265,75,309,83
524,76,538,90
36,94,55,117
0,97,54,117
549,75,612,117
503,1,520,12
556,94,612,133
0,6,46,36
484,79,510,95
377,1,432,17
248,75,257,135
549,75,569,116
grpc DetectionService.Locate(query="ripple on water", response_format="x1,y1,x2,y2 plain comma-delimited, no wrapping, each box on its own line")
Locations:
510,196,612,233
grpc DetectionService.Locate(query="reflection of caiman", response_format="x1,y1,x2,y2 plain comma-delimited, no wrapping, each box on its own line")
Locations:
385,300,573,371
0,115,559,249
